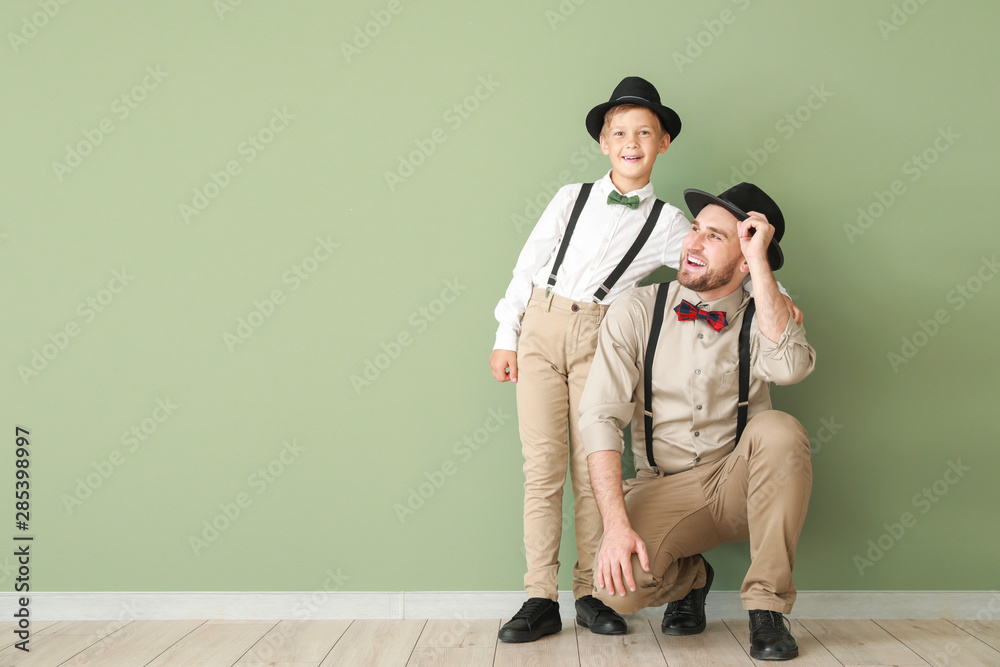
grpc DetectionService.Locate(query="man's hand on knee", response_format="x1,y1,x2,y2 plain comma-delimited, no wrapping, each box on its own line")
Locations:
596,524,650,597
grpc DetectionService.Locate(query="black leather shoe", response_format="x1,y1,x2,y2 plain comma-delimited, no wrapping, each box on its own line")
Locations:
748,609,799,660
498,598,561,643
575,595,627,634
661,555,714,635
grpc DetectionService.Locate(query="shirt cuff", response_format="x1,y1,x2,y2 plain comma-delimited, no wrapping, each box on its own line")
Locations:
493,327,518,351
758,316,802,358
581,420,626,458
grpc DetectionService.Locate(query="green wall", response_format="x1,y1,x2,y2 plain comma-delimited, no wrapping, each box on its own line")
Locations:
1,0,997,595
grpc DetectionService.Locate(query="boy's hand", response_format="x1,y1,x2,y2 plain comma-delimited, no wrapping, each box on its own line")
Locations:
784,296,804,326
490,350,518,383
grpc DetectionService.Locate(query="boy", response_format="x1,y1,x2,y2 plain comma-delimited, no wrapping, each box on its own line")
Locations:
490,76,688,642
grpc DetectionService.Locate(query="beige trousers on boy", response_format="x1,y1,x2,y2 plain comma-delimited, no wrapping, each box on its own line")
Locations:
516,288,608,600
595,410,812,615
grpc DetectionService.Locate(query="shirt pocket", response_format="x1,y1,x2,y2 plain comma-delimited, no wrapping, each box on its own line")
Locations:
708,364,741,422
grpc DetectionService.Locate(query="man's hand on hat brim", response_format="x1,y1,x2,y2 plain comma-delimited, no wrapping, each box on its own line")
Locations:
738,211,775,269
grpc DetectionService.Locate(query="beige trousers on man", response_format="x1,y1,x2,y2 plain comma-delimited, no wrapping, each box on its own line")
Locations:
516,288,608,600
595,410,812,615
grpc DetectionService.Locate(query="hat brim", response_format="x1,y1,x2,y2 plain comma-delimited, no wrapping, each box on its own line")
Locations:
683,188,784,271
586,98,682,142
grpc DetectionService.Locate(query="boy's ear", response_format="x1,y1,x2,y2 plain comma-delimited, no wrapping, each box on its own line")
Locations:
658,133,671,154
599,133,611,156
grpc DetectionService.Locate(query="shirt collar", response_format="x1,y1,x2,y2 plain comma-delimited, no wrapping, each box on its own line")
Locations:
598,170,655,201
675,282,750,332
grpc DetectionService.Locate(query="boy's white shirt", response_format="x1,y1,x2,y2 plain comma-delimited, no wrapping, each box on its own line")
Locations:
493,172,686,351
493,171,787,351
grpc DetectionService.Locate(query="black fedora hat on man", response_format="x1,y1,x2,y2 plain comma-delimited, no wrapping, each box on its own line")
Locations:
586,76,682,142
684,183,786,271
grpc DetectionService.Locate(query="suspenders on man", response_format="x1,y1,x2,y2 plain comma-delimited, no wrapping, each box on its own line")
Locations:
643,281,757,470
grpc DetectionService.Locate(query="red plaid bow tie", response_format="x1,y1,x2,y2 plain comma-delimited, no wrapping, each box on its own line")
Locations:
674,299,728,332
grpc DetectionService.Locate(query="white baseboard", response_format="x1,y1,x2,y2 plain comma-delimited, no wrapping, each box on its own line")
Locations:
7,591,999,621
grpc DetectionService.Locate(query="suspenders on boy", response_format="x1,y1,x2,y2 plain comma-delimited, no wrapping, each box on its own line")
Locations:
545,183,667,301
642,281,757,471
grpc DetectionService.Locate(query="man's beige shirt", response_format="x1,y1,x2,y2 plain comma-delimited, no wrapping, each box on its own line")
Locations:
579,282,816,474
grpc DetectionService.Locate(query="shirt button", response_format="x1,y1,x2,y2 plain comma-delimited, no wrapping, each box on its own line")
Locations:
695,369,701,375
571,304,579,312
694,431,700,437
697,405,702,410
698,333,704,340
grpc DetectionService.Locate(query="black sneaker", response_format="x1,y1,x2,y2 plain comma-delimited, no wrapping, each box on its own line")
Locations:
661,555,714,635
575,595,627,635
748,609,799,660
498,597,561,643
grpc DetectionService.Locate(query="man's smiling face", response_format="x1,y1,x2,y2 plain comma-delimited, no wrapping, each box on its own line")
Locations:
678,204,747,300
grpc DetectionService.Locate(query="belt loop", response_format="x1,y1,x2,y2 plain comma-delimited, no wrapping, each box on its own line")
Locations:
545,290,554,312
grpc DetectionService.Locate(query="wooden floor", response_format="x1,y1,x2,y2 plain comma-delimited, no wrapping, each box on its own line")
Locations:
2,618,999,666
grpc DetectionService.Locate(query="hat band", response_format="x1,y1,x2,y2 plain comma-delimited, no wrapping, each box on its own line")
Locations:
612,95,655,105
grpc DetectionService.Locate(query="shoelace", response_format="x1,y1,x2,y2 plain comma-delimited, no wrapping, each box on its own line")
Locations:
512,598,552,621
576,596,608,616
667,590,700,616
750,610,791,633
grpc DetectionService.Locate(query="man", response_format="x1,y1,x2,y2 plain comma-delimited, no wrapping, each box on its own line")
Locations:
578,183,816,660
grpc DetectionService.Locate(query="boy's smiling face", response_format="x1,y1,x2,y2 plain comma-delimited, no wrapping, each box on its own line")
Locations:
599,106,670,194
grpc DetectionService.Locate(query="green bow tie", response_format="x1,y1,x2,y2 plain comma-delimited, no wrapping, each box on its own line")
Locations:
607,191,640,209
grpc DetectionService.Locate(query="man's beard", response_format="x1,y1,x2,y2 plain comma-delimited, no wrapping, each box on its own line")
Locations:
677,254,742,293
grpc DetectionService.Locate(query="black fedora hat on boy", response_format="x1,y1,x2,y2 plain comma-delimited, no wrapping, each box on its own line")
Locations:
586,76,682,142
684,182,786,271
